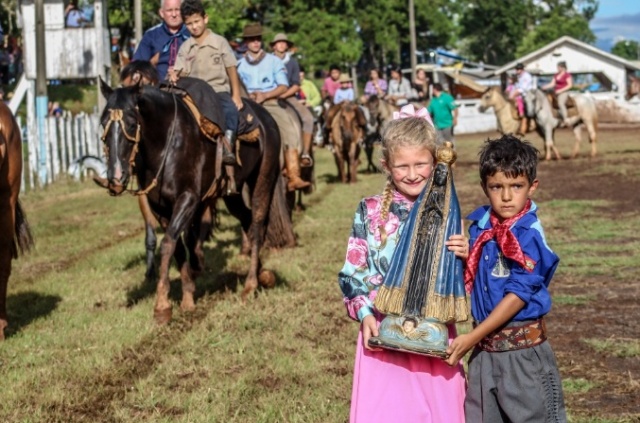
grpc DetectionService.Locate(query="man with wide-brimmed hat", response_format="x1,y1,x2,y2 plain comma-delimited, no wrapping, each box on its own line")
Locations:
237,23,310,191
270,32,314,168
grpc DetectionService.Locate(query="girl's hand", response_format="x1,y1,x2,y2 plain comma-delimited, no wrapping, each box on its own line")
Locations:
446,234,469,261
362,315,382,352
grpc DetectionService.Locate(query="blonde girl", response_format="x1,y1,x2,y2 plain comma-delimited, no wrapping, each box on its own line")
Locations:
338,105,466,423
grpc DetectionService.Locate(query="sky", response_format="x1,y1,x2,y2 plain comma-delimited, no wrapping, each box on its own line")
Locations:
590,0,640,52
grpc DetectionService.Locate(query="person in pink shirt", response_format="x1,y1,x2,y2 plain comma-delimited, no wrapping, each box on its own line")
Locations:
321,64,342,102
542,61,575,127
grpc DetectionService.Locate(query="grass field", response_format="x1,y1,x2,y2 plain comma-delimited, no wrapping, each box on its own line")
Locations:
2,127,639,422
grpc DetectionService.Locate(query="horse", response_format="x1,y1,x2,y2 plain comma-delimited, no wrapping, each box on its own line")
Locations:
99,79,285,324
330,101,367,183
0,101,34,339
524,88,598,160
478,86,522,135
363,95,397,172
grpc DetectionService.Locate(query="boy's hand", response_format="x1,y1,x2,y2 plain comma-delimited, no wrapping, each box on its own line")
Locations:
445,333,475,366
232,95,244,111
361,315,382,352
445,234,469,261
167,69,179,85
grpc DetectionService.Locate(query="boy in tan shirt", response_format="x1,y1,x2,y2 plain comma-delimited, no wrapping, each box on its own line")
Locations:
169,0,242,165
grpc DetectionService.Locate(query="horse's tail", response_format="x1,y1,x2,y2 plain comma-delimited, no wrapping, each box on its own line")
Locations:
13,200,34,258
264,176,296,249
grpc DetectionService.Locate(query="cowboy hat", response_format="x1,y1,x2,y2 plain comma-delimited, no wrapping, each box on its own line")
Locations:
270,33,293,47
241,23,263,38
515,62,525,70
338,74,352,83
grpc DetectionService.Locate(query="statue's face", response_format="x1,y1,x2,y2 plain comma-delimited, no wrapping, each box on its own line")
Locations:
434,165,447,185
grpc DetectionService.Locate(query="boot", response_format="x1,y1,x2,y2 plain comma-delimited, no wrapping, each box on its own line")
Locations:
285,149,311,191
300,132,314,167
518,118,528,136
223,129,237,166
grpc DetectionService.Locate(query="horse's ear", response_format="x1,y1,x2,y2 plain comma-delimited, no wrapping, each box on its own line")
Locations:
99,77,113,99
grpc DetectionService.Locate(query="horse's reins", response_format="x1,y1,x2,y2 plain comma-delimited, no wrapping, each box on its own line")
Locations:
101,93,179,196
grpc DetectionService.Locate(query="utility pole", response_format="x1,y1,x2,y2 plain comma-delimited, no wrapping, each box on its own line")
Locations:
409,0,417,80
35,0,48,185
135,0,143,43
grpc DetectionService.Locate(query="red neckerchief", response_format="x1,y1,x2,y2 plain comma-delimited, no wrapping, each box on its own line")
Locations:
464,200,535,294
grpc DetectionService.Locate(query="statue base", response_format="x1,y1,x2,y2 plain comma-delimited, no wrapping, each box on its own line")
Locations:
368,315,449,359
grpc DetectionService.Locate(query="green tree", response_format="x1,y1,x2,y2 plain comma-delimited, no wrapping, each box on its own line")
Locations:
611,40,640,61
515,0,597,57
458,0,533,65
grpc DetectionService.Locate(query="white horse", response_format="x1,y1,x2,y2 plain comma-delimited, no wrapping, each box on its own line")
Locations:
524,89,598,160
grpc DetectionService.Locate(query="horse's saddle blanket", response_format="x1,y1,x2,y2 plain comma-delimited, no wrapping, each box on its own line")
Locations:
160,78,260,142
547,93,578,118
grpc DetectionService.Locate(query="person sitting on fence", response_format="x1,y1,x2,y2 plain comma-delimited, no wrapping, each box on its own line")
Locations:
65,0,86,28
386,66,412,106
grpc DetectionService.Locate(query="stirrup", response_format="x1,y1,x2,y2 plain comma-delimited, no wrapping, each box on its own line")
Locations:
222,150,236,166
300,153,314,168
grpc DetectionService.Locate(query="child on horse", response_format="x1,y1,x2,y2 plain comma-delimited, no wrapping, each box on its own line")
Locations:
338,105,466,423
445,135,567,422
168,0,243,166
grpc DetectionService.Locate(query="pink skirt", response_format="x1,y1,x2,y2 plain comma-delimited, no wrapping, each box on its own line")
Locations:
350,318,466,423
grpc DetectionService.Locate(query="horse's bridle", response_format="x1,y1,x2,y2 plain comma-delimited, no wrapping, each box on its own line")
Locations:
100,93,178,196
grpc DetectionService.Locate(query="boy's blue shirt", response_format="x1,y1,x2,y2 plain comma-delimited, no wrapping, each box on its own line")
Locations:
466,201,559,323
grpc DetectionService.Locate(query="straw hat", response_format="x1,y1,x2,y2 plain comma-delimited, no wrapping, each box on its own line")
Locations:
270,33,293,47
338,74,352,83
241,23,263,39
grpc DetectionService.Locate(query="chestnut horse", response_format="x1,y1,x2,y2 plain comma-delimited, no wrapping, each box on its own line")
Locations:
99,79,283,323
0,102,34,339
330,102,367,183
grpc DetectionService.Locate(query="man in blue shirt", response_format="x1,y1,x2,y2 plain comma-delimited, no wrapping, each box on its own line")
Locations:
237,23,310,191
132,0,190,81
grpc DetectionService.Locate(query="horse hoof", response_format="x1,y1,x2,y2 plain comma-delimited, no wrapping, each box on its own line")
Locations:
154,307,172,325
180,299,196,312
258,269,276,289
241,287,256,302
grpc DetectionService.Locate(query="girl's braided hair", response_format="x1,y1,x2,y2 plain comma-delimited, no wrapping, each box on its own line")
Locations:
377,117,436,247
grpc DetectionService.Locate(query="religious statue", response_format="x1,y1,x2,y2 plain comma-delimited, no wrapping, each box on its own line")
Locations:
369,142,469,358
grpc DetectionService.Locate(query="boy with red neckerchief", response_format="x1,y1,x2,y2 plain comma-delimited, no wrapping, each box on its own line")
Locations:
445,135,567,423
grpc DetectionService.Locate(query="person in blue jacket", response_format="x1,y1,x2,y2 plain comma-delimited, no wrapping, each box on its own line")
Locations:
132,0,190,81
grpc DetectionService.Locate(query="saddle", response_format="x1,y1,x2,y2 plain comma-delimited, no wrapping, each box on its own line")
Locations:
546,92,578,119
160,78,260,143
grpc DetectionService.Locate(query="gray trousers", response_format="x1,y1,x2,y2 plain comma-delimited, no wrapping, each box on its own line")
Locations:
436,126,454,145
557,92,570,122
465,341,567,423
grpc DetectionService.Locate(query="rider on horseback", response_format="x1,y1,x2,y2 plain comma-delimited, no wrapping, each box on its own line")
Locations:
237,23,310,191
509,63,533,135
270,33,314,167
541,61,575,127
169,0,242,167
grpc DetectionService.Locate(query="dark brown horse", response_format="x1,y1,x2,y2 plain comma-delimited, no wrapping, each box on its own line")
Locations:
0,102,34,339
99,79,285,323
330,101,367,183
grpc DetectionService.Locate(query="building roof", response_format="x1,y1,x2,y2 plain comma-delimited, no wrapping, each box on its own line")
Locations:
493,36,640,75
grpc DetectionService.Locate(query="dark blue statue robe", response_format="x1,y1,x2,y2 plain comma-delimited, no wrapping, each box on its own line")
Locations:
374,163,468,323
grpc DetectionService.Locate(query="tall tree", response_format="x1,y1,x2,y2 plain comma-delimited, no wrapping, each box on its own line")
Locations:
611,40,640,61
515,0,597,57
458,0,533,65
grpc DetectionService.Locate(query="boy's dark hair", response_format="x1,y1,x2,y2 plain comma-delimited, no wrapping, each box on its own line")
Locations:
181,0,205,19
479,135,539,185
433,83,443,91
329,64,341,72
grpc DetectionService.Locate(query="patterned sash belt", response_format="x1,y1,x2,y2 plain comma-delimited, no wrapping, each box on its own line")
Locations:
476,318,547,352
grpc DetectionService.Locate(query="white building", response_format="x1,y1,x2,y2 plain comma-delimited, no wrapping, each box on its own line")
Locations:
493,36,640,123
